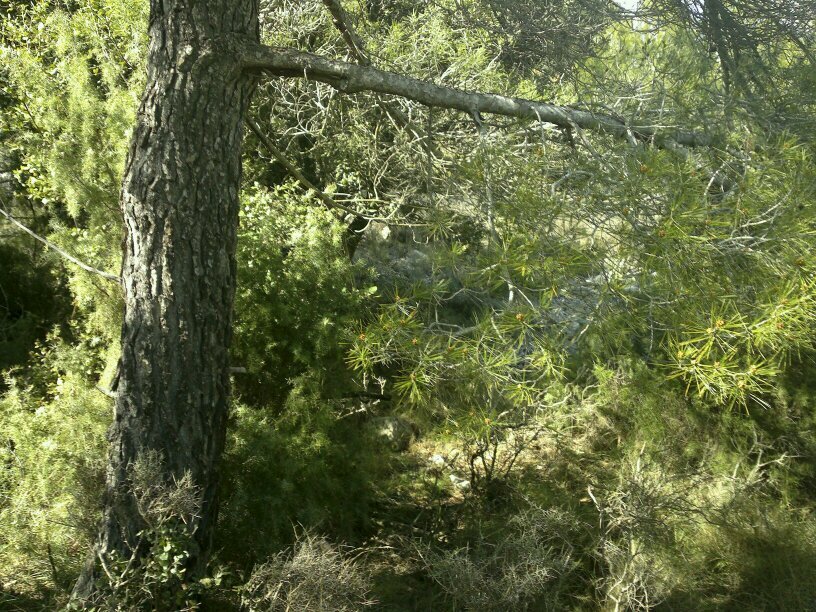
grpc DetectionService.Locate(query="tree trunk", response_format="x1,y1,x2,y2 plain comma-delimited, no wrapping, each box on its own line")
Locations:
74,0,258,597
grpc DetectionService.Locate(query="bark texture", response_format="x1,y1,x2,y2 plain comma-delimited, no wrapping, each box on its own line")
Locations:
75,0,259,597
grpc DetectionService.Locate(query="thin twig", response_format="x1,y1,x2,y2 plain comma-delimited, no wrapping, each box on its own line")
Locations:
0,202,121,283
321,0,371,66
95,386,117,399
247,118,408,226
246,118,361,218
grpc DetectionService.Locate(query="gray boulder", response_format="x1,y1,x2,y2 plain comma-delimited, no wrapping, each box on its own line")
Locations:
368,416,416,452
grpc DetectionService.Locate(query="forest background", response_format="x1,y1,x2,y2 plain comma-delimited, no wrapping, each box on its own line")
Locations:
1,0,815,609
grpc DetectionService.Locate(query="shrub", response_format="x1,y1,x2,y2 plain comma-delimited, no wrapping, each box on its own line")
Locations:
81,452,219,611
216,390,386,567
0,341,108,600
233,184,369,406
420,506,580,611
241,532,373,612
0,243,71,379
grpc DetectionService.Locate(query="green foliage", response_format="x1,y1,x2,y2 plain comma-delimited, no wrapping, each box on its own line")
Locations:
1,0,141,350
0,242,70,378
1,6,141,598
1,0,815,609
560,362,816,610
0,340,108,598
70,453,229,611
233,183,370,405
217,388,387,568
347,282,567,413
1,0,145,221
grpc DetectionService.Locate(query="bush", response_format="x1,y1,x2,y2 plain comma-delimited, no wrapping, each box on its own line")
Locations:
241,532,373,612
0,341,108,600
233,184,370,406
216,388,387,567
79,452,224,611
0,243,70,379
420,506,581,611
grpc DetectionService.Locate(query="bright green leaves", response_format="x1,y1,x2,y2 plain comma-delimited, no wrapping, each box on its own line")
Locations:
378,7,501,90
1,0,146,349
233,183,370,404
2,0,146,221
348,285,567,412
668,281,816,407
0,339,109,595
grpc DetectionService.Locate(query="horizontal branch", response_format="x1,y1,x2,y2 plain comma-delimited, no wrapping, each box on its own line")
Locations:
241,45,710,149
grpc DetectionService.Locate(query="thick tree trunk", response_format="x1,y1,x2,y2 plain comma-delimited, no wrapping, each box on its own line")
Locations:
74,0,258,598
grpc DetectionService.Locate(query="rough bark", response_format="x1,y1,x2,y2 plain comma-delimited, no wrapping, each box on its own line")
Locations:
74,0,259,598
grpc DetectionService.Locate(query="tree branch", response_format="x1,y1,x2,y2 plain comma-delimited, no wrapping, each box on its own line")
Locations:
321,0,371,66
319,0,423,141
241,45,711,149
0,203,121,283
246,118,359,217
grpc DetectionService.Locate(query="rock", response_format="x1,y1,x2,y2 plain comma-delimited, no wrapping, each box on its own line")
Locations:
449,474,471,491
368,416,415,452
366,221,391,241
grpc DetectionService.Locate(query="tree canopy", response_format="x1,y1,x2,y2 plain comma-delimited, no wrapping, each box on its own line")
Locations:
1,0,815,609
